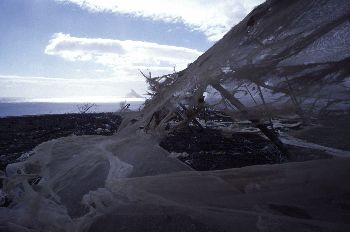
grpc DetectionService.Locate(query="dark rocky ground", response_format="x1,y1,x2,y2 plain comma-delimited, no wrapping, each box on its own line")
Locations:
0,113,122,170
160,128,285,171
0,111,341,172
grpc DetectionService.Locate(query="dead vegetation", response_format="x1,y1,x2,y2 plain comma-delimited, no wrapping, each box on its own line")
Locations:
120,0,350,159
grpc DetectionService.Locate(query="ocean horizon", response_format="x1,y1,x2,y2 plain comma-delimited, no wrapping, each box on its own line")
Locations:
0,97,145,117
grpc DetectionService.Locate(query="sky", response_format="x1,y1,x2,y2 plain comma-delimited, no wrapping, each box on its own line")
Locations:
0,0,264,102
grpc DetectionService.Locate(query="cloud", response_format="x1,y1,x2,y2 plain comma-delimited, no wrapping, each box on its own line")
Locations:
56,0,265,41
45,33,202,78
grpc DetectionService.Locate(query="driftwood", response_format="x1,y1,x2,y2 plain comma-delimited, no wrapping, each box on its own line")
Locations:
178,103,204,130
211,82,290,157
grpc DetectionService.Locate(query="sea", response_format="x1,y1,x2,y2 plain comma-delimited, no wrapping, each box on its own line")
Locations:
0,97,145,117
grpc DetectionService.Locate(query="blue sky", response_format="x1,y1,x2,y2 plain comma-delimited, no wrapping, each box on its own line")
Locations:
0,0,263,101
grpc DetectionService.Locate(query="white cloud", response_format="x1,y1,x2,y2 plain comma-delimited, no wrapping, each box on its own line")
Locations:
45,33,202,78
56,0,265,41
